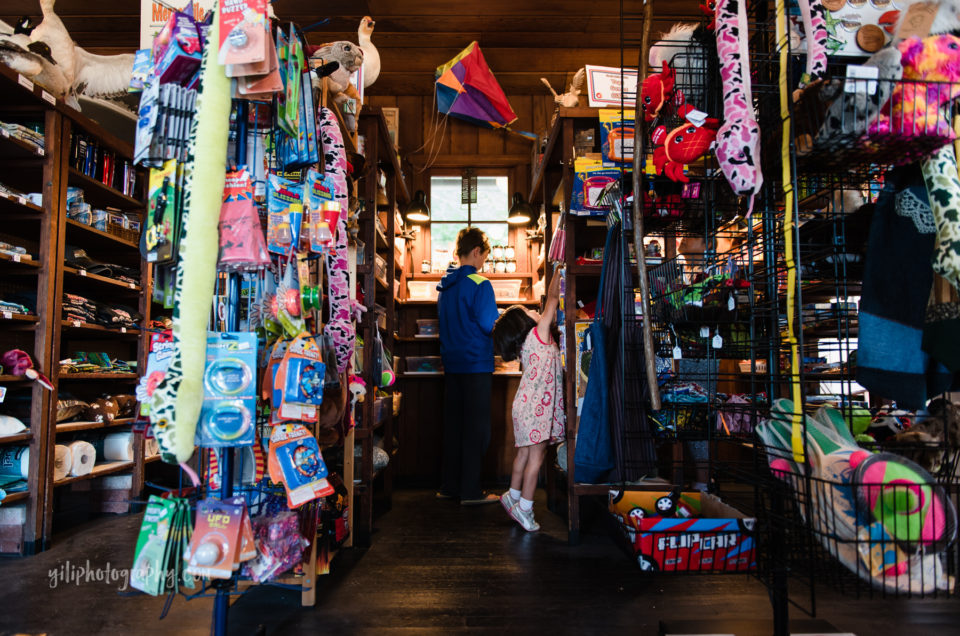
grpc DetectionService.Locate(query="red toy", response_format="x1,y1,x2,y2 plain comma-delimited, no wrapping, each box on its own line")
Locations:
643,192,685,218
1,349,52,390
640,62,680,123
700,1,718,31
651,105,720,183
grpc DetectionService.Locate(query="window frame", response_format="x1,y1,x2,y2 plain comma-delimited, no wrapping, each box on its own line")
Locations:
427,168,512,260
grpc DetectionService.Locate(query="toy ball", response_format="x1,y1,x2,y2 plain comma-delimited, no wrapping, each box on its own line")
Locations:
194,541,221,566
268,294,280,318
380,369,396,387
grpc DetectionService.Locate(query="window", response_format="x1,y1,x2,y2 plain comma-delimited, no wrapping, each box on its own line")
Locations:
429,175,509,271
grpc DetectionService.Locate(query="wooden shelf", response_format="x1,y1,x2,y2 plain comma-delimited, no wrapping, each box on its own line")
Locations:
0,375,29,383
569,263,602,276
0,432,32,445
0,313,37,324
56,417,135,434
53,460,135,488
399,371,444,377
67,167,143,210
1,491,28,504
0,190,44,216
145,454,162,463
58,373,138,381
0,251,40,268
408,272,535,280
63,266,141,292
61,321,139,337
396,298,539,306
65,219,139,250
393,334,439,342
0,129,46,161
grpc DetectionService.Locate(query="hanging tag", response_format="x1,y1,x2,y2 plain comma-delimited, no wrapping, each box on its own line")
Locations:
728,294,735,312
673,345,682,360
684,108,708,127
712,333,723,349
700,326,710,338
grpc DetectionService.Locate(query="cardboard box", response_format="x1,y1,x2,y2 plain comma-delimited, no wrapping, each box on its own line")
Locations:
609,490,756,572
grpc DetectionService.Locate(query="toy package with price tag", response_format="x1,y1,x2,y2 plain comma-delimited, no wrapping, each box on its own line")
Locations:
268,424,334,508
266,173,304,255
196,332,257,447
185,498,244,579
570,158,623,216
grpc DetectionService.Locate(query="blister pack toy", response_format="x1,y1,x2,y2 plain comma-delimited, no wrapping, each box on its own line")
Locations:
268,424,334,508
266,173,304,254
185,498,244,580
196,332,257,447
599,108,636,167
145,160,178,264
218,168,270,271
305,168,338,253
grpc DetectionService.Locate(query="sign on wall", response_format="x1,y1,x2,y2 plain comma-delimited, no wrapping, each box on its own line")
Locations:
584,65,638,108
140,0,215,49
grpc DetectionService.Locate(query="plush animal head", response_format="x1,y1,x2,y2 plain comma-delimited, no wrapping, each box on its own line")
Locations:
314,41,364,73
700,1,718,31
640,62,679,122
359,16,375,38
899,34,960,82
348,374,367,404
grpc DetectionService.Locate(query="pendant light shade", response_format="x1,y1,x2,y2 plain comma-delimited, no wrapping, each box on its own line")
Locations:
405,190,430,223
507,192,534,225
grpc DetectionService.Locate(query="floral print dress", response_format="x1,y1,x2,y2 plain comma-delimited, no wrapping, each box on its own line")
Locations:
512,328,565,447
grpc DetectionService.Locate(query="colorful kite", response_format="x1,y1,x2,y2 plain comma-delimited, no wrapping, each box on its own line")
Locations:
435,41,518,129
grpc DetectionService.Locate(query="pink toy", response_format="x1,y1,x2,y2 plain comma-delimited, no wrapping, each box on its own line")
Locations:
870,35,960,139
714,0,763,214
1,349,52,390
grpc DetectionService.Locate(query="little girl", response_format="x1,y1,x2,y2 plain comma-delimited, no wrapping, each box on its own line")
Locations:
492,273,565,531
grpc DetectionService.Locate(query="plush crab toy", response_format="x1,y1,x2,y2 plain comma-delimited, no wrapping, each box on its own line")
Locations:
640,61,680,123
651,104,720,183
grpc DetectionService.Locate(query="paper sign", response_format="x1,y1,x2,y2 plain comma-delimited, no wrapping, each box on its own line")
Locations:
585,65,638,108
41,90,55,105
139,0,215,49
896,2,937,40
17,74,34,91
845,64,879,96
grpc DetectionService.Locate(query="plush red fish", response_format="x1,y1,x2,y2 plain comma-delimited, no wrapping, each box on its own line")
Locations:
640,61,679,123
651,104,720,183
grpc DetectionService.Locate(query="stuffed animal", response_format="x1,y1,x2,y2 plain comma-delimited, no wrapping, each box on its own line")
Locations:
714,0,763,213
0,0,133,108
312,40,363,97
870,35,960,138
651,104,720,183
1,349,52,390
540,67,585,109
83,397,119,424
640,61,679,123
357,16,379,88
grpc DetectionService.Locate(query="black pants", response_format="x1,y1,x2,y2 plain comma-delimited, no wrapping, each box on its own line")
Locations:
441,372,492,500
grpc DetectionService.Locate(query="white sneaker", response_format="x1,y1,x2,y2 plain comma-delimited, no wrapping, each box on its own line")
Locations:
509,503,540,532
500,491,517,515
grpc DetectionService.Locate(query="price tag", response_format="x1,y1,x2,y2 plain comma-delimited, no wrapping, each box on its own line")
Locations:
37,147,44,156
672,345,682,360
12,253,20,262
0,387,6,403
700,326,710,338
17,74,34,91
712,333,723,349
41,90,55,105
0,129,7,138
128,282,136,289
121,327,127,333
16,196,26,206
72,320,81,327
1,311,10,320
728,295,735,312
79,269,87,276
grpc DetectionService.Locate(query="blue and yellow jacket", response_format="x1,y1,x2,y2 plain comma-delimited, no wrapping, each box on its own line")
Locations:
437,265,499,374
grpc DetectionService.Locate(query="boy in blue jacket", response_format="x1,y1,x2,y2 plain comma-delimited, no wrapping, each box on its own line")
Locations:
437,227,500,505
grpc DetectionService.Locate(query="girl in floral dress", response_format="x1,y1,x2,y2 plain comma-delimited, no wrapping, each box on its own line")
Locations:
492,273,565,531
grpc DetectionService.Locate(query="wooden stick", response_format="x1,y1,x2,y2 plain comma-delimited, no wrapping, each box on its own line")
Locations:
632,0,661,410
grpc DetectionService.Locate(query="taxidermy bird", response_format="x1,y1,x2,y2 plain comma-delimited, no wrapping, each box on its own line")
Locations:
358,16,379,88
0,0,133,107
0,18,74,105
540,67,585,107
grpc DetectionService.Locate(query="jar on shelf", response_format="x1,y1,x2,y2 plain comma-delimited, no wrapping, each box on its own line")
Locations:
504,245,516,260
495,259,507,274
505,259,517,273
483,260,494,273
421,260,431,274
492,245,504,260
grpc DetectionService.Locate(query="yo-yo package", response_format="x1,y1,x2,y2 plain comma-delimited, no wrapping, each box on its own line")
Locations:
269,424,334,508
185,498,244,580
304,168,338,254
197,332,258,447
280,332,326,409
218,0,267,67
266,173,304,255
218,168,270,271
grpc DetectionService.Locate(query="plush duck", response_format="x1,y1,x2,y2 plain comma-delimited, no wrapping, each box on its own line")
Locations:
358,16,379,88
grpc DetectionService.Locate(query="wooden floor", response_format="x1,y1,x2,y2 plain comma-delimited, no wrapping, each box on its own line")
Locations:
0,489,958,635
